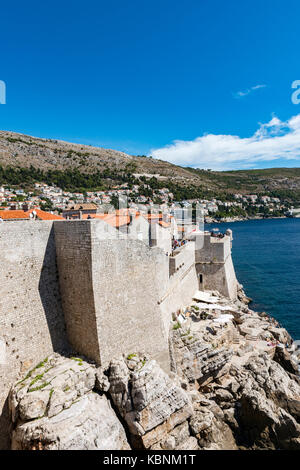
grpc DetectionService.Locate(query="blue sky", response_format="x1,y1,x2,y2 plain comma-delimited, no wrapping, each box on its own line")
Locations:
1,0,300,170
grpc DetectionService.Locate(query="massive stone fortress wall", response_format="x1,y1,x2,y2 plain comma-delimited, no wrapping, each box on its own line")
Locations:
0,221,68,449
54,220,170,370
159,243,199,336
0,220,238,449
54,221,101,363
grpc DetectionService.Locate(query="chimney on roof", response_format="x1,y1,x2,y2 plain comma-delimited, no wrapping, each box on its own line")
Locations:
163,212,169,223
79,211,82,220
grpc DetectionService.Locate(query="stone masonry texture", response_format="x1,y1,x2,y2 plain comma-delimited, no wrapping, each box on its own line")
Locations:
0,221,68,449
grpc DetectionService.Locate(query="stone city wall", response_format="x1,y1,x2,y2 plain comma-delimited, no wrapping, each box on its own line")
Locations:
195,233,237,299
0,221,68,449
0,220,238,449
54,220,171,371
158,243,199,336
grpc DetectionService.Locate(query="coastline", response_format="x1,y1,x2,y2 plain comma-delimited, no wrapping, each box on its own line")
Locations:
9,282,300,450
203,217,300,370
237,284,300,371
205,215,289,224
205,217,300,342
2,218,300,450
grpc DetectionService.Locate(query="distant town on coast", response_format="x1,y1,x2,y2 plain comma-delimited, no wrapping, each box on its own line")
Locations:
1,131,300,226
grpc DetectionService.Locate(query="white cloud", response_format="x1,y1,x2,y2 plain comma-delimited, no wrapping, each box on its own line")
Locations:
150,114,300,170
233,84,266,99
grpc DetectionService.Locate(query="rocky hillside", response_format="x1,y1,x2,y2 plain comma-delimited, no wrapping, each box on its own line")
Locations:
191,167,300,194
9,287,300,450
0,131,204,187
1,130,300,198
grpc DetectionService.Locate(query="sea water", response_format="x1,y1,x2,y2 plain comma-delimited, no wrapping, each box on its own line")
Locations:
206,218,300,340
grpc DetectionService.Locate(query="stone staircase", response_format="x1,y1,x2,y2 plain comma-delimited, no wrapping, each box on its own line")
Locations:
232,333,241,344
245,328,259,342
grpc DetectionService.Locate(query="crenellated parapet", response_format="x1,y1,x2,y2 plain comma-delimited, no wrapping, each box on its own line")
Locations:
193,231,237,300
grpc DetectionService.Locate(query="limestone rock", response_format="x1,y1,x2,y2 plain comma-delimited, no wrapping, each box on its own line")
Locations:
189,403,237,450
7,295,300,452
214,388,234,404
18,390,50,421
228,354,300,449
10,354,130,450
10,353,96,423
273,346,299,375
108,354,193,448
95,367,110,393
150,421,200,450
12,393,130,450
244,355,300,421
171,327,232,383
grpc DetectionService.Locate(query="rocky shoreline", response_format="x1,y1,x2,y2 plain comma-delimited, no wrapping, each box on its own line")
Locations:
8,285,300,450
205,215,288,224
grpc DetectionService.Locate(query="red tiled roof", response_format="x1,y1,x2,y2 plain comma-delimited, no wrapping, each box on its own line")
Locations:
0,210,30,220
106,215,130,228
82,213,107,220
82,212,130,227
159,221,171,228
144,213,163,219
26,209,65,220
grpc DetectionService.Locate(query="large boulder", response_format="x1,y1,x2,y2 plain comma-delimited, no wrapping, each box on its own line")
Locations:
188,391,238,450
10,354,130,450
108,353,195,449
12,393,130,450
171,326,232,384
10,353,97,423
228,354,300,449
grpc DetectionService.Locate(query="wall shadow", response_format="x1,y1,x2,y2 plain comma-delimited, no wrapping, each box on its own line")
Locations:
38,225,70,354
0,397,11,450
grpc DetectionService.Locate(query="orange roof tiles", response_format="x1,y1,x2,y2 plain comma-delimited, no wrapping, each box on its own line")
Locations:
26,209,65,220
82,212,130,228
0,210,30,220
105,215,130,228
82,213,107,220
159,221,171,228
36,210,65,220
144,213,163,219
115,209,130,215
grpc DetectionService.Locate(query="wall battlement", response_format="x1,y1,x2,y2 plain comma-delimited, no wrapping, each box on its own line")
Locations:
195,232,231,264
169,243,195,277
194,231,237,300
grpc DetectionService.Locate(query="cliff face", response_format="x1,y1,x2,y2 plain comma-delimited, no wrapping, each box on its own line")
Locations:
8,288,300,450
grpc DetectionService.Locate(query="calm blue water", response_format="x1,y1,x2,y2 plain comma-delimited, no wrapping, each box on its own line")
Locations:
206,218,300,340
